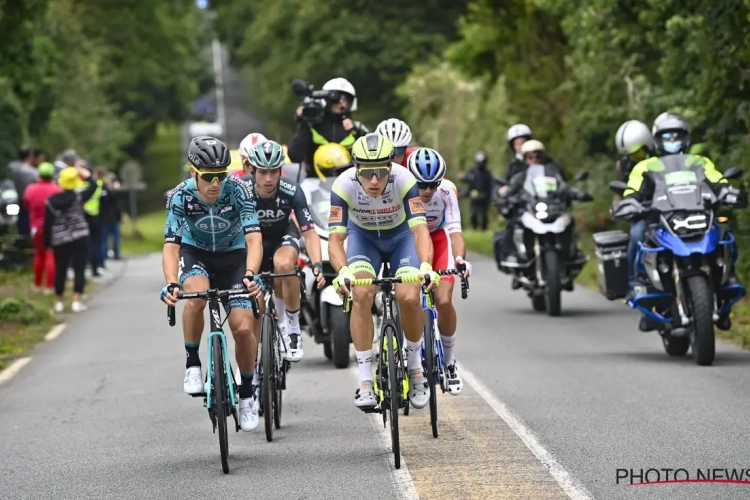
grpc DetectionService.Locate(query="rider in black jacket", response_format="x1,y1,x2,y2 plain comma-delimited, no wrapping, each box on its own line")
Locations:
287,77,368,180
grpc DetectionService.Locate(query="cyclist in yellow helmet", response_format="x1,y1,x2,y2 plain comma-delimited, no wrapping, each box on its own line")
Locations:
312,143,353,181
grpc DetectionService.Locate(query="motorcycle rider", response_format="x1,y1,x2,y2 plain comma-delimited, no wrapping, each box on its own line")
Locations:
407,147,471,394
503,124,566,183
287,78,369,180
622,113,738,317
460,151,494,231
375,118,415,166
613,120,655,288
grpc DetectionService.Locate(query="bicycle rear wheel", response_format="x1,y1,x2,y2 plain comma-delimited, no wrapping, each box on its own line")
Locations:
212,336,230,473
273,323,283,430
261,314,275,442
386,325,401,469
423,310,438,438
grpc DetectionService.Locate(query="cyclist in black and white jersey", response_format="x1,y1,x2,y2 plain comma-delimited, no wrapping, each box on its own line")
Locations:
242,140,325,365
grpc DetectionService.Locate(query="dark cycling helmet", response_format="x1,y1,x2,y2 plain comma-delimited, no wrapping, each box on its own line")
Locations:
187,136,231,169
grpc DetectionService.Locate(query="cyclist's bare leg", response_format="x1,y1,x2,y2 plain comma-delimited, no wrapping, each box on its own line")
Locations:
274,246,300,325
182,275,210,345
351,272,377,351
227,307,258,376
394,282,424,343
434,280,456,338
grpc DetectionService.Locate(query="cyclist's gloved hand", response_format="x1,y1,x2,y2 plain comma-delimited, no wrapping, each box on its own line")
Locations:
161,282,180,306
313,262,325,289
419,262,440,291
455,256,472,278
332,265,355,296
242,271,264,297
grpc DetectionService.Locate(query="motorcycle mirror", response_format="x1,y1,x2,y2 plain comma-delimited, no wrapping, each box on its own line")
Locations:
572,170,589,182
291,78,312,97
723,166,743,180
608,180,628,195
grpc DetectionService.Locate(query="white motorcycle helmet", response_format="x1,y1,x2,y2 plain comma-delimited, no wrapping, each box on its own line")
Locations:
322,77,357,112
615,120,654,155
239,133,267,162
507,124,533,159
375,118,412,147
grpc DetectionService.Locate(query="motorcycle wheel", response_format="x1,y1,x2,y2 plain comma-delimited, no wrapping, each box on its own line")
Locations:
686,275,715,366
328,304,351,369
544,251,562,317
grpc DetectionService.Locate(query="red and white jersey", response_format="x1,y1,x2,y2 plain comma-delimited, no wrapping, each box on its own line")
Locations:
423,178,461,234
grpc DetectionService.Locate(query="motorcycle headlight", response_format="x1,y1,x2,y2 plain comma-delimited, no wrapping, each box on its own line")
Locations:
535,202,548,212
669,213,708,233
5,203,19,216
536,211,548,219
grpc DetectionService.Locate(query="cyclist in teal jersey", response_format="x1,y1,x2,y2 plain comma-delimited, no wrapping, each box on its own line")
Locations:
161,136,264,433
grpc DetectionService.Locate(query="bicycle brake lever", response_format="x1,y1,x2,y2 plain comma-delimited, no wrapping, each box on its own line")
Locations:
168,305,176,326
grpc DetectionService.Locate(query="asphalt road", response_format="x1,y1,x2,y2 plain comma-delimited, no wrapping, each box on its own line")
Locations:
2,252,750,500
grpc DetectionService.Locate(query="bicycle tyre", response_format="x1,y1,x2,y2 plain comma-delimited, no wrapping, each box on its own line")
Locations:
212,336,229,473
423,310,438,438
261,314,275,442
386,325,401,469
273,320,283,430
394,302,409,417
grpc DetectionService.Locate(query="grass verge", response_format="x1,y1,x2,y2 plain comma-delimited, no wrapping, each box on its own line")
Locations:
121,211,166,256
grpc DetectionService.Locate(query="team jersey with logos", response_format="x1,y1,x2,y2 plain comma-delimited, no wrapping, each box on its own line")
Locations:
244,176,314,239
423,178,462,234
164,177,260,252
328,163,427,237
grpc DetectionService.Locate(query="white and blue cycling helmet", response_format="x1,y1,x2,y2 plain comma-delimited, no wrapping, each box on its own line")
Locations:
406,147,447,183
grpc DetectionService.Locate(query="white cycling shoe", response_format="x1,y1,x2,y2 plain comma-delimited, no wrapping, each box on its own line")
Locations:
355,381,377,409
183,366,203,394
287,333,304,362
445,360,464,395
239,395,259,432
408,369,430,409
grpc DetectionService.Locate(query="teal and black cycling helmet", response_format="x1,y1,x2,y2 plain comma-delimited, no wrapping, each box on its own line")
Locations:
247,140,286,169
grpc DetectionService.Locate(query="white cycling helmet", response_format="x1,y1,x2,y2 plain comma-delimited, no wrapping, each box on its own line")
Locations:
406,147,447,183
375,118,412,148
239,133,267,161
615,120,654,155
322,77,357,112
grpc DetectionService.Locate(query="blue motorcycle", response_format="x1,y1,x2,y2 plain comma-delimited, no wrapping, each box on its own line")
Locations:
608,164,745,366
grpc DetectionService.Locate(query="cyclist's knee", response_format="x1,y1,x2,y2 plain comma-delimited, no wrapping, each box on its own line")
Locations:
435,290,453,310
396,285,421,311
273,254,296,273
185,298,206,313
352,285,376,305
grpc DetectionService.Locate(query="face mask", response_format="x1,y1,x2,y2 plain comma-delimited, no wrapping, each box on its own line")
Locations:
663,141,682,154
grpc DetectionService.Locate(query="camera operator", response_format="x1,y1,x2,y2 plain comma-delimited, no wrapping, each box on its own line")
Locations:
287,78,369,180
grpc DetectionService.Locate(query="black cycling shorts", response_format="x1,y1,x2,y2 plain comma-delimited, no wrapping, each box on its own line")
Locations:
178,245,252,312
261,222,301,273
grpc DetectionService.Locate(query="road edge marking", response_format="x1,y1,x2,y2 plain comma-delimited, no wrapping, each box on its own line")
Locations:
45,323,67,341
461,367,595,500
349,365,420,500
0,357,31,386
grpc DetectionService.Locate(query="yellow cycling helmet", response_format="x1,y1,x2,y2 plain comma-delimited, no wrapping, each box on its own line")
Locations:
313,143,353,181
351,134,394,165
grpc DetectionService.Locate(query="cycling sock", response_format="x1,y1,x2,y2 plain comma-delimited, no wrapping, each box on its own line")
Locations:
239,372,254,399
286,308,301,334
355,350,373,384
406,339,422,371
441,333,457,366
185,342,200,369
274,296,287,326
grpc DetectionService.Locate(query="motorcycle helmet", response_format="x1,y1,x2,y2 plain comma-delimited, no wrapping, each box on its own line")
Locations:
615,120,654,155
520,139,545,155
652,112,691,155
322,77,357,113
474,151,488,167
313,143,353,181
507,124,533,159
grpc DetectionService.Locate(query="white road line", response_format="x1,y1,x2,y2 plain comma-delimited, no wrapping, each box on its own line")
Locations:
348,365,419,500
45,323,67,341
460,366,594,500
0,357,31,386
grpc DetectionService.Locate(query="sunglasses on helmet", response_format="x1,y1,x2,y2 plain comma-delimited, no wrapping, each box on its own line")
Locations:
193,167,229,183
417,180,441,190
357,165,391,179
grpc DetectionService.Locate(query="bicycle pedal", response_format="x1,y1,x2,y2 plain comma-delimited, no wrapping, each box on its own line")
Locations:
360,405,380,414
190,392,207,398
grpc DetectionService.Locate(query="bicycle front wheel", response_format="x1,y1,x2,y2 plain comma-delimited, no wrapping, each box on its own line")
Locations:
386,325,401,469
273,324,283,430
423,310,438,438
261,314,275,442
212,336,230,473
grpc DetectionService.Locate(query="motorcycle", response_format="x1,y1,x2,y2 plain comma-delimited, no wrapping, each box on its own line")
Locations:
0,180,26,270
495,168,592,316
604,164,746,366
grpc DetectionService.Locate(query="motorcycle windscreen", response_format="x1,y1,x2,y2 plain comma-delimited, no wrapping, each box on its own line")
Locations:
650,168,708,213
522,165,559,199
309,178,336,230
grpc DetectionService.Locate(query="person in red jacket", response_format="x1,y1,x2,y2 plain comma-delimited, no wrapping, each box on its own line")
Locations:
23,162,62,293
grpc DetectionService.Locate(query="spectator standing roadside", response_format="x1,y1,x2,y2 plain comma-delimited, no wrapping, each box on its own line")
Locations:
23,162,62,293
98,168,122,266
44,166,98,313
77,161,104,278
6,146,39,236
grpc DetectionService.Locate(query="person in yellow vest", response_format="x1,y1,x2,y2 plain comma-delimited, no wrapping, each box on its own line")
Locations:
76,164,105,277
287,77,369,180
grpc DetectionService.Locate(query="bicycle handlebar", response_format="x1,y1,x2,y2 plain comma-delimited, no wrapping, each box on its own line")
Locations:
342,269,470,299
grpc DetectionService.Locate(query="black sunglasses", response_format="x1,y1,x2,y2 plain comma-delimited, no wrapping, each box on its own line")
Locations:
417,181,441,190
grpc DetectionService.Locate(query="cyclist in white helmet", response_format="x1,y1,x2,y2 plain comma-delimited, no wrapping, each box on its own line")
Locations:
375,118,415,165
